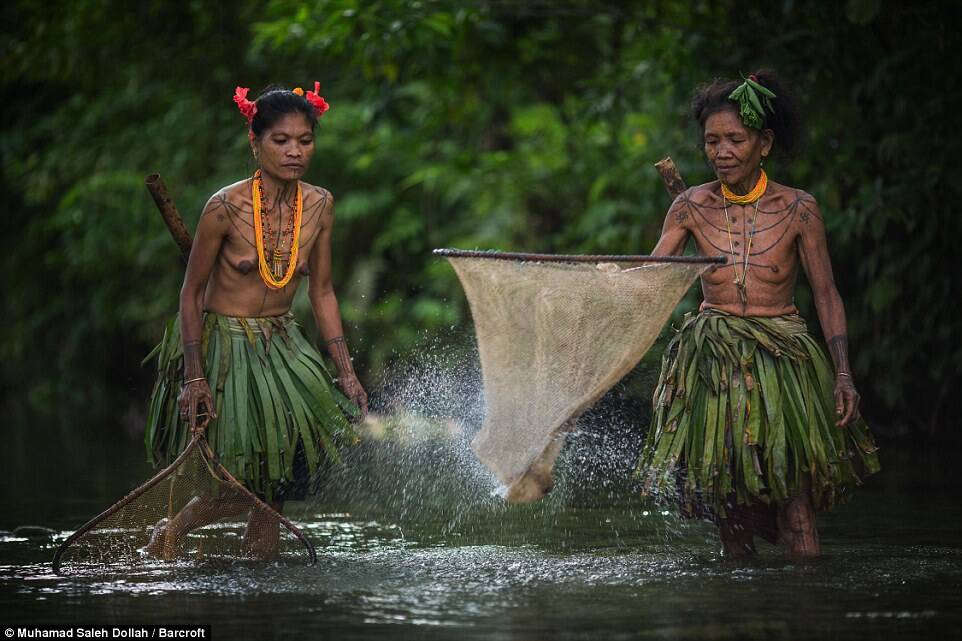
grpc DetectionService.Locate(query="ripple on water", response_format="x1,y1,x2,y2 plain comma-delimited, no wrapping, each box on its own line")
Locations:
3,355,962,639
2,499,961,640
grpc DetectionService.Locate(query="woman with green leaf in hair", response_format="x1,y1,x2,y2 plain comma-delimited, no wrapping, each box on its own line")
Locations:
637,70,879,557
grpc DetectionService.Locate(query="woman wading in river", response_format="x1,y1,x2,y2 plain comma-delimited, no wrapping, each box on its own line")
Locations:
638,70,880,557
143,83,367,558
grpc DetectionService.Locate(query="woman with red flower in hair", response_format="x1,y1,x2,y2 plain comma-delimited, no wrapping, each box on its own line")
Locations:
143,84,367,559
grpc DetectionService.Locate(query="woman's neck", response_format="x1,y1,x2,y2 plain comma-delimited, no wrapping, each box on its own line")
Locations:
258,170,297,205
726,167,762,196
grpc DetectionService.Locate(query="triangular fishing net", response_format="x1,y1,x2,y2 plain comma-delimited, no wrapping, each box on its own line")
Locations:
439,250,717,502
53,435,315,574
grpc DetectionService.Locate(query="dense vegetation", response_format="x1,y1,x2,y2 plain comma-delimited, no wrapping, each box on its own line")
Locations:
3,0,959,440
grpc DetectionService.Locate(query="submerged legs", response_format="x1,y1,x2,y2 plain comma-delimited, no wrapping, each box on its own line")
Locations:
144,494,249,560
777,490,821,557
715,481,821,558
144,494,284,561
714,475,820,558
242,501,283,560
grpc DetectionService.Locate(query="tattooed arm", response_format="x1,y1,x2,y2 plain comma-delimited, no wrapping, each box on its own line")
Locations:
651,191,692,256
307,190,368,418
796,193,860,427
177,194,229,432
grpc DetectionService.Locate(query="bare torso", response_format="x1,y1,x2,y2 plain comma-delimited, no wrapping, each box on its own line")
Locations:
177,108,369,426
202,178,332,317
658,179,821,317
652,173,860,425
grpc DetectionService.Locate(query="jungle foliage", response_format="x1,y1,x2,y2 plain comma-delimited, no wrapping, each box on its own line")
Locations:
2,0,959,439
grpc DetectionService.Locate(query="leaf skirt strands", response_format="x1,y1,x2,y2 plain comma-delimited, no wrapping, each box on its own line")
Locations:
636,310,880,522
144,313,358,502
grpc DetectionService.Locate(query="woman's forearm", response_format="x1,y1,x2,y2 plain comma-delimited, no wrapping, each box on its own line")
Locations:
312,289,357,378
814,289,851,375
180,288,206,380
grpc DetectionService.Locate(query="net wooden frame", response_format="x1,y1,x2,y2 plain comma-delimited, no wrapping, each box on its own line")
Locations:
52,434,316,574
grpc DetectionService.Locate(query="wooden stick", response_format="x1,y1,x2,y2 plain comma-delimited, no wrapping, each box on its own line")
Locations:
145,173,192,261
654,156,688,199
433,249,725,264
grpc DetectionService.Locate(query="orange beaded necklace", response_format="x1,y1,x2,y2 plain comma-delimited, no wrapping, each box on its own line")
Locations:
720,168,767,204
251,170,302,289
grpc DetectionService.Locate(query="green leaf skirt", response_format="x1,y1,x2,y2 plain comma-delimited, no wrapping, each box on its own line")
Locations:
636,310,880,516
144,312,358,501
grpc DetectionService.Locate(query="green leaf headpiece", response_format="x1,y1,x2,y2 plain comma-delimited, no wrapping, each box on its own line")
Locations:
728,75,776,129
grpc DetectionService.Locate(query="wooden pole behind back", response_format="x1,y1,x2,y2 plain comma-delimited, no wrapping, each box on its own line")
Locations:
145,173,192,262
654,157,688,199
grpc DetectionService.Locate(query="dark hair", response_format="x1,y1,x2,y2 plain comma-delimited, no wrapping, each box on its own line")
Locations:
250,84,318,137
690,69,802,158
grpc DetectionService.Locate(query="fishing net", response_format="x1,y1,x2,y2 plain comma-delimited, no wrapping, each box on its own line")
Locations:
53,435,315,574
439,250,717,502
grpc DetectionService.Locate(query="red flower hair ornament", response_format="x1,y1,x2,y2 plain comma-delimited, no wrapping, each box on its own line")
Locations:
305,81,330,117
233,86,257,124
233,82,330,126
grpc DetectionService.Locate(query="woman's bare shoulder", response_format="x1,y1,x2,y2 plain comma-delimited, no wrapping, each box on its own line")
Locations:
299,181,334,214
195,180,252,224
767,181,821,215
766,179,816,203
685,180,722,206
216,178,252,202
765,181,824,232
300,180,332,200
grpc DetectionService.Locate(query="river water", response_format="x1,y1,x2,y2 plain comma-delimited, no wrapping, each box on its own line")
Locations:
1,418,960,640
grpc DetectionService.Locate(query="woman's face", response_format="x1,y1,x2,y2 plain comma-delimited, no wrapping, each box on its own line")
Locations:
703,109,773,189
252,112,315,182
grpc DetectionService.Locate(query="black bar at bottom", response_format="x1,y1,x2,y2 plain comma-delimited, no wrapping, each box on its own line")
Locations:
1,625,211,639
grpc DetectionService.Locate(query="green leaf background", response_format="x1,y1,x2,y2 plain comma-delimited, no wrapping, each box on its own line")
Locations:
2,0,959,441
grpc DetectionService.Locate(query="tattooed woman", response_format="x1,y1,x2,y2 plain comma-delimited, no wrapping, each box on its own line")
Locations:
638,70,879,557
143,84,368,558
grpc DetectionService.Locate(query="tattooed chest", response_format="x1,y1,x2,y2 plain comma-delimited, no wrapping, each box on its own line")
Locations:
699,218,797,280
219,210,321,276
683,199,806,284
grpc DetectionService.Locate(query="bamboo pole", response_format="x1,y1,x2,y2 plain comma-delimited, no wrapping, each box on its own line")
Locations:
145,174,192,261
654,156,687,199
433,249,724,264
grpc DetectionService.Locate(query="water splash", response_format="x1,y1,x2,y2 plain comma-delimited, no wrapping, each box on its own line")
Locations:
293,332,694,551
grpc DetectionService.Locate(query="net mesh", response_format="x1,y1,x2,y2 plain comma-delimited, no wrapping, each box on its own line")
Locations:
53,437,314,574
446,256,710,501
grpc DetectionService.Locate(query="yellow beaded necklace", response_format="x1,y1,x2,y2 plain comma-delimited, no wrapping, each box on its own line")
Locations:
251,170,302,290
720,168,767,204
